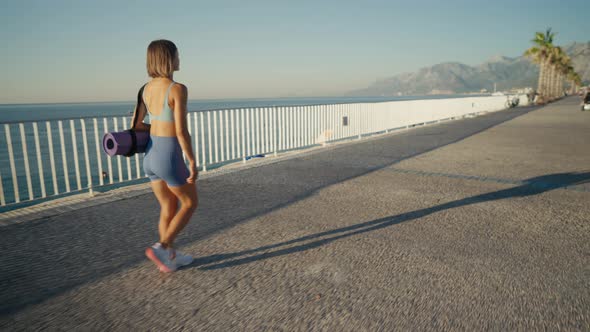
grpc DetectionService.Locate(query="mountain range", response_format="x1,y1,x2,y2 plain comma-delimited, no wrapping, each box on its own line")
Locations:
349,42,590,96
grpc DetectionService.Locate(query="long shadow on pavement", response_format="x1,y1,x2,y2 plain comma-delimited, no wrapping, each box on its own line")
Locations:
195,171,590,270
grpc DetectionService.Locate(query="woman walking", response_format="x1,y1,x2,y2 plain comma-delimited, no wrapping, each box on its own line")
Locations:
134,40,199,272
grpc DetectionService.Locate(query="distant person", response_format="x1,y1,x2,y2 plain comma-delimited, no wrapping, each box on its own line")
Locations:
533,91,540,105
582,90,590,111
527,90,535,104
135,40,199,272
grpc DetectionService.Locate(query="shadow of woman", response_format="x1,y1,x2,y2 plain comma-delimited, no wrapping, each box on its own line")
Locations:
190,171,590,270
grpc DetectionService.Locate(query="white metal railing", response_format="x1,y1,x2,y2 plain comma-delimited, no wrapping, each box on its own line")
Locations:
0,94,529,208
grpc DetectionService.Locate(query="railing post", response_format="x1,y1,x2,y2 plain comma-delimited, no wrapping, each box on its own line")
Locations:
242,108,247,163
207,111,213,167
213,111,219,163
80,119,93,196
58,120,71,192
323,105,328,145
5,124,19,203
264,107,269,154
0,167,5,206
46,122,59,194
199,112,206,172
113,118,123,183
197,112,201,168
358,104,362,140
273,106,278,157
230,110,236,160
93,119,104,186
19,123,33,200
256,108,261,155
32,122,46,198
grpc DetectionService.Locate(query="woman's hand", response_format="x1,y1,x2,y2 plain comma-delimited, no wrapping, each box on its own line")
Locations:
187,163,198,184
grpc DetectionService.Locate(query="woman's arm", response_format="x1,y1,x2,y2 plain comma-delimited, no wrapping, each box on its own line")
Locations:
172,84,197,167
130,102,151,132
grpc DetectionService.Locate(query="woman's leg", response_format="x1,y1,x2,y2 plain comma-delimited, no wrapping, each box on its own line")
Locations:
150,180,178,241
161,182,198,247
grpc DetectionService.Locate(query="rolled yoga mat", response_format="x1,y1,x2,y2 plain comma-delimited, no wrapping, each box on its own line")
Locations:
102,131,150,156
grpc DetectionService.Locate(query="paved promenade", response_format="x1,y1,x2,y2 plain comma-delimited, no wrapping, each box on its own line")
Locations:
1,97,589,330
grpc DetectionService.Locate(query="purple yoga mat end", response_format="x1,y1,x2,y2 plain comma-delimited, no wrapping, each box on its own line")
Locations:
102,131,149,156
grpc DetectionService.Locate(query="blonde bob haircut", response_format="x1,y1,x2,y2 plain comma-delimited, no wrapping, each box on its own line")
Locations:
146,40,177,78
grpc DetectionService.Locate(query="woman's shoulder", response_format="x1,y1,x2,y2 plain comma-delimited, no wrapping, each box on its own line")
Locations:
171,82,188,96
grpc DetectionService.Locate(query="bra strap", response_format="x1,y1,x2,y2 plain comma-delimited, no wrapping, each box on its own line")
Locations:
163,82,175,108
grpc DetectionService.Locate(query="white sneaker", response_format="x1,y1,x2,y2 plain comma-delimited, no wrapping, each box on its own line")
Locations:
145,243,177,273
173,250,194,268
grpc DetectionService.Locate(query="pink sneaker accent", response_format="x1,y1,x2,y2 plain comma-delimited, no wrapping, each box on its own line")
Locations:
145,244,177,273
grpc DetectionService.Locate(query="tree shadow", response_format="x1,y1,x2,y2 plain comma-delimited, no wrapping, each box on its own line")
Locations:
193,171,590,270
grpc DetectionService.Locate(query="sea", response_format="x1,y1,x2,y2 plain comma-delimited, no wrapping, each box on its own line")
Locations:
0,95,477,123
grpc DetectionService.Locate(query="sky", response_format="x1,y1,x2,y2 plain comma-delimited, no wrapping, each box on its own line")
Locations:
1,0,588,104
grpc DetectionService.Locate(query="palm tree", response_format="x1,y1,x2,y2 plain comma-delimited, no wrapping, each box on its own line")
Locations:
558,54,572,97
566,67,580,94
546,46,567,100
543,46,555,100
524,28,555,103
523,46,544,94
553,48,571,99
548,47,561,99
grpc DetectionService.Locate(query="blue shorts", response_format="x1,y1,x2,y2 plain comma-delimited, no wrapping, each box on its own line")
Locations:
143,135,189,187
